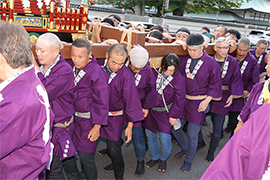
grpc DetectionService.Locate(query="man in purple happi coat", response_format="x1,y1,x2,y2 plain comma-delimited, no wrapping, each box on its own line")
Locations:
225,37,260,136
249,39,268,80
63,39,109,180
202,37,244,162
100,44,144,179
234,52,270,132
33,33,76,179
0,22,52,179
201,103,270,180
173,34,222,172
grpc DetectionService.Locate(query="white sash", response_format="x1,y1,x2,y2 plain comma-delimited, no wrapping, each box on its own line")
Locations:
135,73,142,87
185,58,204,79
257,90,264,105
156,73,173,95
222,61,229,79
108,72,117,84
240,61,248,75
73,67,86,86
258,55,263,64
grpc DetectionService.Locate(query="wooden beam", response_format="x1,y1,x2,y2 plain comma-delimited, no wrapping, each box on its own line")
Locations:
32,43,217,60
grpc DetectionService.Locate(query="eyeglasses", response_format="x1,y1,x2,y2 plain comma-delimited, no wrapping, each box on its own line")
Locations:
216,46,230,50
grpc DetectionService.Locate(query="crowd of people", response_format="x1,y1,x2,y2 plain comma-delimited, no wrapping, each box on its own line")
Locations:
0,12,270,180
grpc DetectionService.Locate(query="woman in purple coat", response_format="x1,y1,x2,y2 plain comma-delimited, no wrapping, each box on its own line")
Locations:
144,53,186,173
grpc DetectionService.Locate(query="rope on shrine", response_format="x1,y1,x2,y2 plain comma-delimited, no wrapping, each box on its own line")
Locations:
120,25,136,52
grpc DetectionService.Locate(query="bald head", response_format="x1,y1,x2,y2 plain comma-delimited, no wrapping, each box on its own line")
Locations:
37,33,61,50
35,33,61,67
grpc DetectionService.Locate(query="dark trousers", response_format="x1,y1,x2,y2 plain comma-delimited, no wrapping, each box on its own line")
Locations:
209,113,225,152
46,156,65,180
107,139,125,180
64,152,97,180
172,119,201,163
227,111,240,137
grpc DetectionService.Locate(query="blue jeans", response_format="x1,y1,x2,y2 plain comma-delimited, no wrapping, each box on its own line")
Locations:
132,127,146,162
209,113,225,152
145,129,172,161
172,119,201,163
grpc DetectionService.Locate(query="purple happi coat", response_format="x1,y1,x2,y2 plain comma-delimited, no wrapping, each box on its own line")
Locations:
239,81,266,123
250,48,267,74
72,56,109,153
143,70,186,134
210,55,244,115
125,64,157,127
201,103,270,180
229,52,260,112
179,51,222,125
0,66,52,179
37,54,76,157
100,64,144,141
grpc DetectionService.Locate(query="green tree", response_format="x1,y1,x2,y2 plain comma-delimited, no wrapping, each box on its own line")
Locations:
96,0,249,17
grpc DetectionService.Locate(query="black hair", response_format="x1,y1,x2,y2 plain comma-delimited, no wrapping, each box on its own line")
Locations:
109,14,121,23
201,26,210,33
101,18,115,27
148,30,163,41
186,34,204,46
150,25,164,33
72,38,92,55
160,53,179,73
176,27,191,36
227,29,241,40
108,44,128,62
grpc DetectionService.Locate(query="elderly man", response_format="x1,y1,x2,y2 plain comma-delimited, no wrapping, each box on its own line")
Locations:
63,38,109,180
0,22,51,179
172,34,222,172
33,33,76,179
225,37,260,136
100,44,144,179
203,37,243,162
250,39,269,80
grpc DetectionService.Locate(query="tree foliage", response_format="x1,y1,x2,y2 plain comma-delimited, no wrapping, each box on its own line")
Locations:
96,0,250,17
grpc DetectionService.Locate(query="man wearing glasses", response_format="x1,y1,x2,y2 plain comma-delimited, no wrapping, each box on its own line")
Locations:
225,37,260,137
204,37,244,162
250,39,269,80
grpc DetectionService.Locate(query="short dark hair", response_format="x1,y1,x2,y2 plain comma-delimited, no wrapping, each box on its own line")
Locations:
160,53,179,73
101,18,115,27
148,30,163,41
0,21,32,69
150,25,164,33
176,27,191,36
186,34,204,46
201,26,210,33
108,44,128,60
72,38,92,54
227,29,241,40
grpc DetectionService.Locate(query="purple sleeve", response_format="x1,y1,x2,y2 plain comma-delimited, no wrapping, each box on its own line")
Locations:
207,60,222,98
246,60,260,92
230,59,244,96
37,67,74,102
201,104,270,180
169,72,186,119
123,71,144,122
142,67,157,109
239,83,258,123
90,73,109,125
